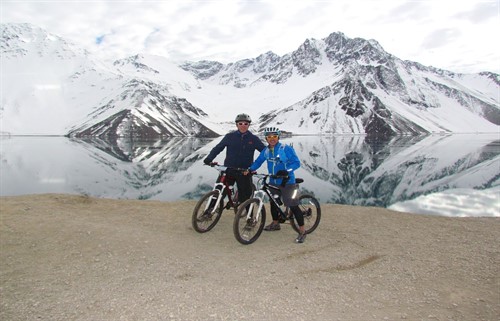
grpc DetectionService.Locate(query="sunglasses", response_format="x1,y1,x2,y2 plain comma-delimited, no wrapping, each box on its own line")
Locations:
237,122,249,126
266,135,279,139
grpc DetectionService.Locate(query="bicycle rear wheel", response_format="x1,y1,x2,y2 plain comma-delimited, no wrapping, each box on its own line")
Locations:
192,190,224,233
233,198,266,245
290,194,321,234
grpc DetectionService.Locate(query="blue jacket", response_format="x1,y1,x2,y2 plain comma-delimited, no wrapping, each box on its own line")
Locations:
249,142,300,185
205,130,265,168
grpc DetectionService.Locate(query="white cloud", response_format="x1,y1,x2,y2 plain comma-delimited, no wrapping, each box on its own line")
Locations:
421,28,462,50
1,0,499,73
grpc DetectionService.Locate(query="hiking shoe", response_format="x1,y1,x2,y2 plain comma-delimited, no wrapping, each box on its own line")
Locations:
264,223,281,231
295,233,307,243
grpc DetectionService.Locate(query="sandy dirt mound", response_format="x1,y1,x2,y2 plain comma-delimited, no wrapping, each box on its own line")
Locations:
1,194,498,321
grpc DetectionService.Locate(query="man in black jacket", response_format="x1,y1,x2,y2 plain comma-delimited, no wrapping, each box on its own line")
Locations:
204,113,265,204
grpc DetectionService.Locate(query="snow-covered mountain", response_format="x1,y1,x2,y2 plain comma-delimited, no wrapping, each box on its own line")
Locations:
1,23,222,137
1,23,499,137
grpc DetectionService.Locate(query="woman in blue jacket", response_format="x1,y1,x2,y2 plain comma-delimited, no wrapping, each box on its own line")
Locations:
248,127,307,243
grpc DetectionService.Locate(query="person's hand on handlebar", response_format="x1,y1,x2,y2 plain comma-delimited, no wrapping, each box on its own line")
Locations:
243,169,256,176
203,158,218,166
275,170,289,177
275,170,290,187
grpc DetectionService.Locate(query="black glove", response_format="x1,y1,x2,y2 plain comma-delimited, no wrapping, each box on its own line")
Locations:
276,170,289,177
276,170,289,187
203,158,211,165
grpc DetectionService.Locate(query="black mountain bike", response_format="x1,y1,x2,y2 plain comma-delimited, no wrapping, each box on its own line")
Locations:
192,164,246,233
233,173,321,245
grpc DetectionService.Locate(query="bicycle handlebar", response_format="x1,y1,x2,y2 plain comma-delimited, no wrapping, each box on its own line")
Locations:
251,172,289,179
205,163,248,172
206,163,289,180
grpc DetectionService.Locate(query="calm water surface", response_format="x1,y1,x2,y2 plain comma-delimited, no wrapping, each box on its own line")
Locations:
1,134,498,217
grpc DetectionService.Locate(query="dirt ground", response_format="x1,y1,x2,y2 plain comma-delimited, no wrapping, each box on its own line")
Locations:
0,194,498,321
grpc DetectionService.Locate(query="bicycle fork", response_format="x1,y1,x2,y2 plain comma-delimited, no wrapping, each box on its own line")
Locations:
246,190,266,222
205,182,225,213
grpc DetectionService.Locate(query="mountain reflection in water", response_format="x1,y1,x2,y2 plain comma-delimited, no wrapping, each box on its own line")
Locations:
1,134,498,217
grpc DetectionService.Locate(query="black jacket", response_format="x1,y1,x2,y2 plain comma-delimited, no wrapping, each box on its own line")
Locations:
205,130,265,168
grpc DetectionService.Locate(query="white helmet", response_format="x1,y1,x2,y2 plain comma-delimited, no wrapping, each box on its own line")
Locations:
263,127,281,136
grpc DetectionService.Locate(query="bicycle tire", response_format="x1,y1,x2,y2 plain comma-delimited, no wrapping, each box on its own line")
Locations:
192,190,224,233
233,198,266,245
290,194,321,234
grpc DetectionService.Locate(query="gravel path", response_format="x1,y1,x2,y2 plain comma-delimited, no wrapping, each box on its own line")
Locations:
1,194,498,321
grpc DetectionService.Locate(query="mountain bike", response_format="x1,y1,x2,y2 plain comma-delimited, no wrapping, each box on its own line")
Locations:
192,164,247,233
233,173,321,245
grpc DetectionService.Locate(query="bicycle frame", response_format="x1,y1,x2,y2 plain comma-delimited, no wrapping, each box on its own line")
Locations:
203,165,237,214
233,172,320,244
245,174,288,222
233,173,320,244
193,164,251,234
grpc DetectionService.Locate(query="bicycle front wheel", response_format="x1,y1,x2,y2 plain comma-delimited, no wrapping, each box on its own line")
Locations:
233,198,266,245
192,190,224,233
290,194,321,234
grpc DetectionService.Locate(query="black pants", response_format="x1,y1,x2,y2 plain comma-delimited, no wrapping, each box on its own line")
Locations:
218,171,253,204
234,172,253,203
270,199,304,226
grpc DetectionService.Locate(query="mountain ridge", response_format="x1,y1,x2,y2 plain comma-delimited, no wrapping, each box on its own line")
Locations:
1,23,498,138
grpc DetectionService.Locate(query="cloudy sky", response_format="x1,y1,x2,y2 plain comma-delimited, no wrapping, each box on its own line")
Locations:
1,0,499,73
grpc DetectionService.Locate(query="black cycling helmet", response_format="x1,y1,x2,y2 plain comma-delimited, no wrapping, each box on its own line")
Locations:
235,113,252,123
